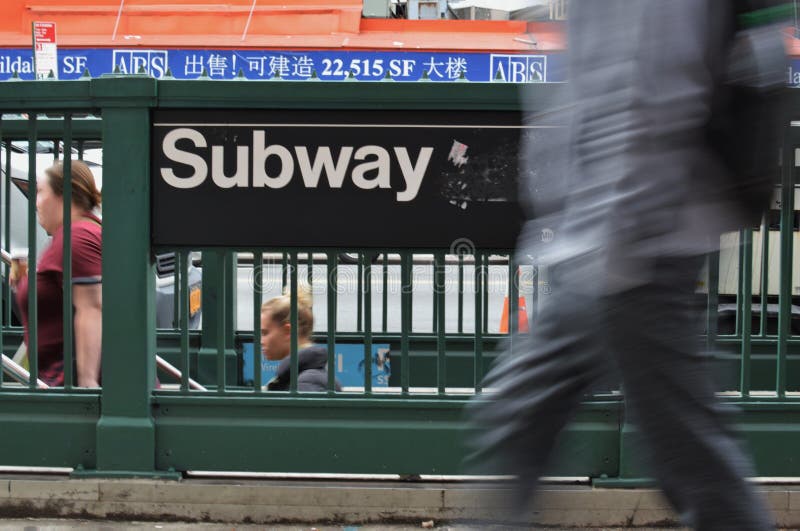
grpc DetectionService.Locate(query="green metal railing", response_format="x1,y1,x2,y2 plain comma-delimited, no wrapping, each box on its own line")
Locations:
1,75,799,481
154,250,524,392
1,114,103,391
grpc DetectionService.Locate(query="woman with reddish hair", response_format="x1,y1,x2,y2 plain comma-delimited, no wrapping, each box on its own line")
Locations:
11,159,103,387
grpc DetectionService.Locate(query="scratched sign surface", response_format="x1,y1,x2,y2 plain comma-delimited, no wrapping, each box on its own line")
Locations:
151,109,539,249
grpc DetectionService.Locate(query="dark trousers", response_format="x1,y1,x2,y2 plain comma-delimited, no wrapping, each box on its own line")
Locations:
468,254,772,531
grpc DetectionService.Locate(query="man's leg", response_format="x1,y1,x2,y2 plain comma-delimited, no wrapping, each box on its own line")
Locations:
466,254,608,510
608,256,772,531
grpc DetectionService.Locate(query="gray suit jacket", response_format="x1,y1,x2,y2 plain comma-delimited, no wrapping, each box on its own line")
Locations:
519,0,783,293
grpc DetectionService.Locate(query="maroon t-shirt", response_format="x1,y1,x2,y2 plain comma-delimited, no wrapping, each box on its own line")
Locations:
15,214,102,386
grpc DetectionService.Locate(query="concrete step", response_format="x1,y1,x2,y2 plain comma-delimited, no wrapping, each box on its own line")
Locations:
0,474,795,528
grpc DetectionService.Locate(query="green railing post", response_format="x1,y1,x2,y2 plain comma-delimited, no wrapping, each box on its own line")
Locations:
758,214,770,336
706,251,720,351
87,75,175,478
0,115,3,381
2,133,10,329
777,129,796,398
740,229,753,397
198,252,237,386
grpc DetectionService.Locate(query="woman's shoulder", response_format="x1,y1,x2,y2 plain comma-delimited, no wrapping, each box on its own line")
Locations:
70,218,103,266
72,217,102,242
73,214,101,231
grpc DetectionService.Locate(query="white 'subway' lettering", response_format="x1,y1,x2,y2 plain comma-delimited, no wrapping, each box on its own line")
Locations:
159,128,433,202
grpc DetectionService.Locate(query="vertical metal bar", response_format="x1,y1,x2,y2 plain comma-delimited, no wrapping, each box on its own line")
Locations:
740,229,753,398
509,257,520,337
289,251,299,393
216,250,227,394
0,117,3,389
62,115,74,389
482,254,489,334
364,252,373,394
3,136,11,327
458,255,464,334
474,251,484,393
306,252,313,288
357,253,363,332
179,251,190,393
736,231,746,336
432,260,438,335
281,252,288,291
253,250,263,392
77,140,85,160
795,0,799,38
382,253,388,332
172,253,180,329
530,262,539,326
27,114,38,388
777,142,794,398
408,254,414,329
706,251,720,352
401,252,411,393
759,214,770,336
436,252,446,394
327,252,337,393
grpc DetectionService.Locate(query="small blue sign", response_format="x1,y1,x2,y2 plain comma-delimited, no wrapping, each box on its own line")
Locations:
0,47,567,83
242,342,391,388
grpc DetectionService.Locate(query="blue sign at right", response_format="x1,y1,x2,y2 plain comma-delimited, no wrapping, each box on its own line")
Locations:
334,343,392,388
242,342,391,388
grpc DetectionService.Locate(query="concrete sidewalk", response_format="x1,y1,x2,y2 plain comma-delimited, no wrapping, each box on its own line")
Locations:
0,522,689,530
0,474,794,528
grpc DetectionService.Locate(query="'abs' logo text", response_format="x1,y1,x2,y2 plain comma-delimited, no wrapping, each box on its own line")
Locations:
112,50,168,78
491,54,546,83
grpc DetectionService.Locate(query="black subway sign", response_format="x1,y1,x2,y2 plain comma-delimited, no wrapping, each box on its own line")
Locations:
151,109,528,249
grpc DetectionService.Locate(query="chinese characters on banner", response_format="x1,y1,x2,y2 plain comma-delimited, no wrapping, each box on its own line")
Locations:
177,51,475,80
0,48,568,83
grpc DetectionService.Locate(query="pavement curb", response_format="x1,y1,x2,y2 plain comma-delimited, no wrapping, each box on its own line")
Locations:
0,475,797,527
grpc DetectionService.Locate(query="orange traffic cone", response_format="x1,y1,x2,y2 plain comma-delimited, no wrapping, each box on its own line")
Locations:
499,296,530,334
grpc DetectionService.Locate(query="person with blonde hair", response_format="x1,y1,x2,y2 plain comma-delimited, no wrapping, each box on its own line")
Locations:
260,285,340,392
11,159,103,387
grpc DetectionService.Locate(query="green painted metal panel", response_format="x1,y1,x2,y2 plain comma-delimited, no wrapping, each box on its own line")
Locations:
153,396,621,476
0,393,98,468
615,403,800,480
1,118,102,140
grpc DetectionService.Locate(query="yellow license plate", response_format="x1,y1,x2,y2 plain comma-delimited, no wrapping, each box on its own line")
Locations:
189,287,202,317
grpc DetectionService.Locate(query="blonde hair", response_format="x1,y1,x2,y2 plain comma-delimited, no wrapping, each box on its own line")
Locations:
261,283,313,339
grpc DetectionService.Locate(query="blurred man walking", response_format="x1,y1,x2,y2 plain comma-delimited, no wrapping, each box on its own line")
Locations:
468,2,785,529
